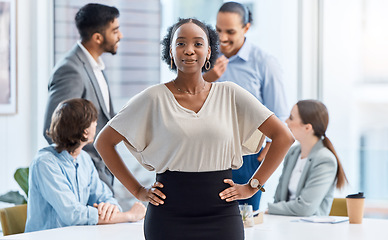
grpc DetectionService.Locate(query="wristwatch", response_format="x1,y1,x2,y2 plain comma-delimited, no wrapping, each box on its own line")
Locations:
249,178,265,192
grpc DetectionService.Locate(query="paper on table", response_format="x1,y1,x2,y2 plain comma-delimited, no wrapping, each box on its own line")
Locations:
300,216,349,224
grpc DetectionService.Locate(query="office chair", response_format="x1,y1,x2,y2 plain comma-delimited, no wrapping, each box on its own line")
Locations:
329,198,348,216
0,204,27,236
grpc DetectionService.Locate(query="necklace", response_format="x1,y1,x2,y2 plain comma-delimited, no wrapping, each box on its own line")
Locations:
172,79,206,95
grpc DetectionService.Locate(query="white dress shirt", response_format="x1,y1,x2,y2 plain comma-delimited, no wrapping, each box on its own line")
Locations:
77,41,110,113
288,154,308,200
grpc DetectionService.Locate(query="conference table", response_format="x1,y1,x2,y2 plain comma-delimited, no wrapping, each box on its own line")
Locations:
1,214,386,240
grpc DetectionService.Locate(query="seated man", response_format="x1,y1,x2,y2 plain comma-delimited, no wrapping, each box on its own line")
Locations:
25,98,146,232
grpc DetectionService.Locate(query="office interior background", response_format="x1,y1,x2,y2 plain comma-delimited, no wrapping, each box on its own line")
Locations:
0,0,387,219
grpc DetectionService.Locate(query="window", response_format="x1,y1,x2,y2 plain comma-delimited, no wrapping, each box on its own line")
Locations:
321,0,388,216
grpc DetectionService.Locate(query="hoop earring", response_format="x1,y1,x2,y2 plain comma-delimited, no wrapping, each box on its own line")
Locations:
171,58,174,69
205,59,211,71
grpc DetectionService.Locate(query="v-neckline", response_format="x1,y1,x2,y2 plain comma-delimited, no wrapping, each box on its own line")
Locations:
163,83,215,116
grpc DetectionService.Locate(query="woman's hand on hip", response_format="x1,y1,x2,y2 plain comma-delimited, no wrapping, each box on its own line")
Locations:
138,182,166,206
219,179,257,202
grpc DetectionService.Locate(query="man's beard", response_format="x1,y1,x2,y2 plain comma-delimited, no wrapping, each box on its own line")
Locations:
102,40,118,55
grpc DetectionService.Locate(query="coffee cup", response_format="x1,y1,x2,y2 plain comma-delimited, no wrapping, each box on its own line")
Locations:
346,192,365,224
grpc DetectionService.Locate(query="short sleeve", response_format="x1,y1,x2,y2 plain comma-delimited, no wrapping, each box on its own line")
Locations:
229,82,274,155
108,86,157,170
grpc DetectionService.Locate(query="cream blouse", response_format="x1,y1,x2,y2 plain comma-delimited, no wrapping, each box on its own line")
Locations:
108,81,273,173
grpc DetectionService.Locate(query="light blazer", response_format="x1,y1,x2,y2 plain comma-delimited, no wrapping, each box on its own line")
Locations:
268,140,337,216
43,44,115,191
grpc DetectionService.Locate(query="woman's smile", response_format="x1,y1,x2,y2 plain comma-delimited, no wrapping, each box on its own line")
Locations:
182,59,198,64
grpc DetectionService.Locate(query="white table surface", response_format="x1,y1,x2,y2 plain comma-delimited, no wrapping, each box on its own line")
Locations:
1,214,386,240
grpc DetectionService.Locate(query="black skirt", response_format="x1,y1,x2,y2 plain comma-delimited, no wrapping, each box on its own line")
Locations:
144,169,244,240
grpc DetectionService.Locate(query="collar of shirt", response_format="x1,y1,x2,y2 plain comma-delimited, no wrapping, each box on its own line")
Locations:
229,37,252,62
77,41,105,71
48,144,79,165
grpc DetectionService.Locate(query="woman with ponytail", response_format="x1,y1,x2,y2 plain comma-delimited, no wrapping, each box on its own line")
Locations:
267,100,347,216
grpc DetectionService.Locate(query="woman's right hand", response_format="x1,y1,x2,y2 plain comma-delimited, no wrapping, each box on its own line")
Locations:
138,182,166,206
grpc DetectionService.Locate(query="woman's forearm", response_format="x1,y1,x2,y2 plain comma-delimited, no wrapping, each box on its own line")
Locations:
94,126,144,199
254,115,294,184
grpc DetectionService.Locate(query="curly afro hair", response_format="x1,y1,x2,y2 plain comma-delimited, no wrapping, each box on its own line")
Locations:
161,18,219,72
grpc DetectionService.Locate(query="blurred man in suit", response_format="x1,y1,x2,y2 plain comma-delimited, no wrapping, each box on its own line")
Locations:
43,3,123,193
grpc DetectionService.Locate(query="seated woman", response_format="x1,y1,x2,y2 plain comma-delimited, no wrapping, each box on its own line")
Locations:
267,100,347,216
25,98,146,232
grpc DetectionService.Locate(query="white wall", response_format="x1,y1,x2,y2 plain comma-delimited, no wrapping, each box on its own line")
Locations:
0,0,52,198
321,0,363,196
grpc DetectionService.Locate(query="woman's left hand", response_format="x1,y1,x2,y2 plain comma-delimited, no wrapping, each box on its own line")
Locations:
219,179,257,202
137,182,166,206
